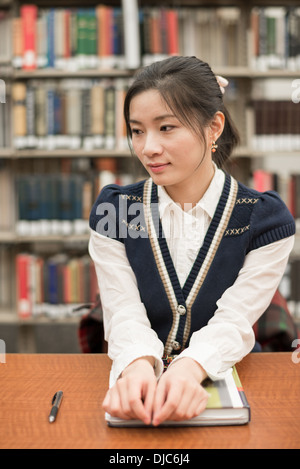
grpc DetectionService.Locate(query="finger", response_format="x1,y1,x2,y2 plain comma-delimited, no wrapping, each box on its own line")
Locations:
170,386,209,421
152,379,168,425
123,379,155,424
103,387,131,420
169,385,199,421
142,379,157,425
152,382,180,426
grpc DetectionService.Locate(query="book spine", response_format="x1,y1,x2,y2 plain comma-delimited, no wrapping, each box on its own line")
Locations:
47,9,55,68
232,367,251,412
12,17,23,69
166,9,179,56
104,82,116,150
21,4,37,70
122,0,140,69
16,253,32,319
12,83,27,149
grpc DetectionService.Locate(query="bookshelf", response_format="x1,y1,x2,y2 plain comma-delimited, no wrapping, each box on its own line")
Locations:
0,0,300,353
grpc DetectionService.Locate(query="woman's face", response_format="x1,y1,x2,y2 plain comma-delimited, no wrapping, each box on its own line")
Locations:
129,89,214,202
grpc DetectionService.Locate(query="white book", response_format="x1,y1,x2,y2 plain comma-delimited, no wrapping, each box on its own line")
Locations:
122,0,140,69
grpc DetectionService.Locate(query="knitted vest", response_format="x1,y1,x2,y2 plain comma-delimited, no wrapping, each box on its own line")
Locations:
90,173,295,355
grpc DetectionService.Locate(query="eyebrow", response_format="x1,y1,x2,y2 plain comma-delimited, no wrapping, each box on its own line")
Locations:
129,114,176,124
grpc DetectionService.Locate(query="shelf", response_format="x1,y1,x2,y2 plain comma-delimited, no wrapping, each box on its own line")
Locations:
7,67,300,80
214,67,300,78
0,309,83,325
12,68,133,79
1,147,299,160
0,232,90,243
8,149,132,159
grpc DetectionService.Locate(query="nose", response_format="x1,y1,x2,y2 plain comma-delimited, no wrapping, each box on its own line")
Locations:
142,132,163,157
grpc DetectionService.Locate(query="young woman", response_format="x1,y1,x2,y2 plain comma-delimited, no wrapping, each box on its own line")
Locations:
89,56,295,426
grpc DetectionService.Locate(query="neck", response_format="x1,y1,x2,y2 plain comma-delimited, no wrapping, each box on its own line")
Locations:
164,161,215,209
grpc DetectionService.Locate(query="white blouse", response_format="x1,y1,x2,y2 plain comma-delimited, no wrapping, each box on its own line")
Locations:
89,167,294,386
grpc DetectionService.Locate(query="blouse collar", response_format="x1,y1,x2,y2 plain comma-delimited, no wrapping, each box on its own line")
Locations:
157,164,225,220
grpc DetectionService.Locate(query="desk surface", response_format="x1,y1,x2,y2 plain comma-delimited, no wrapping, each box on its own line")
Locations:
0,353,299,449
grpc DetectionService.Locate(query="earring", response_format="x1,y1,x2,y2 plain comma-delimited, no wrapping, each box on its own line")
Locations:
211,141,218,153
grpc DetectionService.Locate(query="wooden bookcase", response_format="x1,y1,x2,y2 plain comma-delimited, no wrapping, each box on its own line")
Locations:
0,0,299,352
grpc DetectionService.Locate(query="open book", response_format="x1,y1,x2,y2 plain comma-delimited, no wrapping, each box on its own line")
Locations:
106,366,250,427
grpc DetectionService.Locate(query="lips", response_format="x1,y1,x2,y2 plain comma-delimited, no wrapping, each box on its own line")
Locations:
148,162,170,173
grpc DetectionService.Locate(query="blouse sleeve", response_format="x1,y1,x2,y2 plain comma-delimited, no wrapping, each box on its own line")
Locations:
89,229,164,387
171,235,295,380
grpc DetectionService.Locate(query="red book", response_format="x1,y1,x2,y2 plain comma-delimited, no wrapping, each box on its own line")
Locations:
253,169,273,192
166,9,179,56
97,5,112,60
21,4,37,70
16,254,31,319
288,175,296,218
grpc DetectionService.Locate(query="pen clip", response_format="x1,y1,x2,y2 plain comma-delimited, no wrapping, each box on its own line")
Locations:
52,392,57,405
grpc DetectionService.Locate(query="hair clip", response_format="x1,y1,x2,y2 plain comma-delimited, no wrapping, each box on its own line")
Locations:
216,76,229,95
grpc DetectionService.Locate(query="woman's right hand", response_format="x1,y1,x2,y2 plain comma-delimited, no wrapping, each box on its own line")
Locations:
102,356,157,425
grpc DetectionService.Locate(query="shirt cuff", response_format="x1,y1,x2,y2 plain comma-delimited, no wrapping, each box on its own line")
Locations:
109,347,164,387
169,343,233,381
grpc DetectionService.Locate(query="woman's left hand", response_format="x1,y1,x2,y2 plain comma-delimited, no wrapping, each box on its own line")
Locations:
152,358,209,426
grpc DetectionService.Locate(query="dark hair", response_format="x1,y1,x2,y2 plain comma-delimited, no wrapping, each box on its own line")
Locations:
124,56,240,168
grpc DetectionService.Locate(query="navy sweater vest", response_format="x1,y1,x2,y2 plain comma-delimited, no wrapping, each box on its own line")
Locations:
89,173,295,355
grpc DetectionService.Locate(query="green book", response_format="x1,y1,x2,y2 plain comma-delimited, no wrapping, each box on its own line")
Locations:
106,366,250,427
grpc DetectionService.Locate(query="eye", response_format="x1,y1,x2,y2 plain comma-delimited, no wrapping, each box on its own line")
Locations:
131,128,143,135
160,125,175,132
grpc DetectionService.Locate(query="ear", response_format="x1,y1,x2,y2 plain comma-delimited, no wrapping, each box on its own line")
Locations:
209,111,225,142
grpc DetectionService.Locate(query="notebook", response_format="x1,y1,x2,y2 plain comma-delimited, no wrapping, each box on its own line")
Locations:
106,366,250,427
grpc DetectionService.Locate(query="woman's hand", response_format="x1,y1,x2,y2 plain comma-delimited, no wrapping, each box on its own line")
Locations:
152,358,209,426
102,356,157,425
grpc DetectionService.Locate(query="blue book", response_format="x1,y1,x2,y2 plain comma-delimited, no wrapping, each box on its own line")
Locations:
47,9,55,68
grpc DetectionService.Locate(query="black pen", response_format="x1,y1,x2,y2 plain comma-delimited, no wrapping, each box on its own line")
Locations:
49,391,63,423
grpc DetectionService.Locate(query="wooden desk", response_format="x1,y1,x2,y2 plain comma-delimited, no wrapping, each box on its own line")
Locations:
0,353,299,449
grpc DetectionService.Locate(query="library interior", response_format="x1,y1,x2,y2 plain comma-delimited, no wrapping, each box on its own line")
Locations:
1,0,299,354
0,0,300,450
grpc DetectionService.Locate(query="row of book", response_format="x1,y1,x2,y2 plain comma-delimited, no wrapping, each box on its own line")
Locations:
4,4,300,72
252,170,300,220
12,251,300,321
12,4,127,70
251,99,300,151
12,79,129,151
250,78,300,152
0,158,135,235
250,7,300,71
4,168,300,238
16,252,98,319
